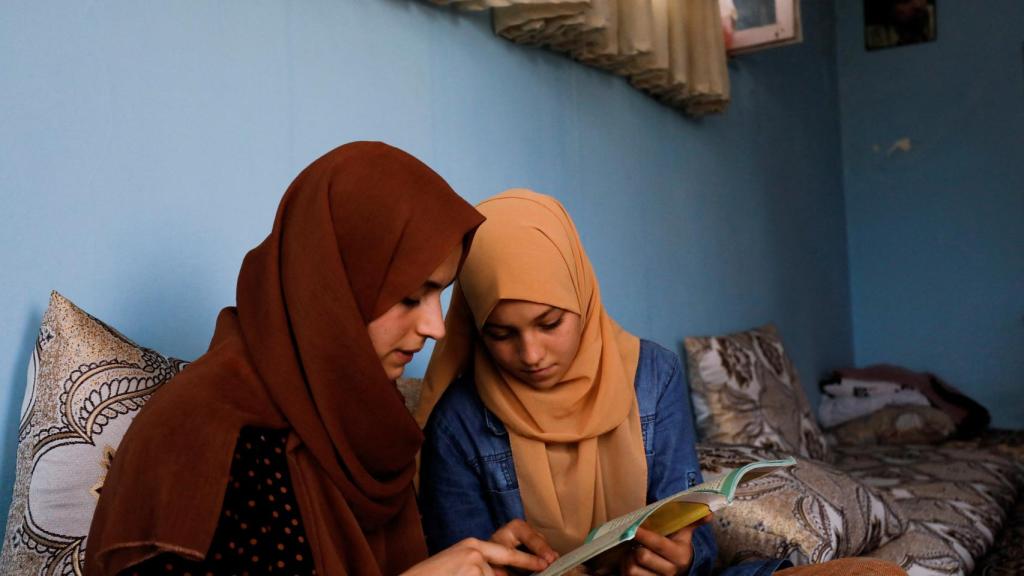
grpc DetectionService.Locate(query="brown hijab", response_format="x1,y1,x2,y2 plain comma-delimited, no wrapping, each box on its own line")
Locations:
86,142,484,576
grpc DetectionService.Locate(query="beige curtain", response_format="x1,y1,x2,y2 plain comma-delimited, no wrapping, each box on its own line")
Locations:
432,0,729,115
431,0,574,12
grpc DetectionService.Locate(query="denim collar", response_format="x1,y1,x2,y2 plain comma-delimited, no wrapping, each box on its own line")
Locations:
482,404,508,436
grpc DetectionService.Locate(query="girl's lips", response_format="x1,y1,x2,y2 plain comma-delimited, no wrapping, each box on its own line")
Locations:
523,365,556,379
395,349,419,363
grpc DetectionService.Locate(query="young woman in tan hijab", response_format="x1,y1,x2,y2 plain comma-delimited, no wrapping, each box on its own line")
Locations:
415,190,908,576
86,143,556,576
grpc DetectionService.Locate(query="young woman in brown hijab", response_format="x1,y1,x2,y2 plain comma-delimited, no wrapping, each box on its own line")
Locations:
86,143,557,576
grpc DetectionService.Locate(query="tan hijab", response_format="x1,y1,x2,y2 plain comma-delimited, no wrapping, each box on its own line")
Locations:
415,189,647,554
87,142,484,576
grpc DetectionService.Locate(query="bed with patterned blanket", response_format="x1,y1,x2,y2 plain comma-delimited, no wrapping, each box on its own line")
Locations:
683,325,1024,576
696,433,1024,576
955,430,1024,576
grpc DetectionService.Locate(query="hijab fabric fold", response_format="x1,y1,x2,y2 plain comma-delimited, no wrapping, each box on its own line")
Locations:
415,189,647,554
87,142,484,576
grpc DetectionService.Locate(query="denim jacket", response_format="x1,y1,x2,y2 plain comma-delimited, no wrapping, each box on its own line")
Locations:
419,340,788,576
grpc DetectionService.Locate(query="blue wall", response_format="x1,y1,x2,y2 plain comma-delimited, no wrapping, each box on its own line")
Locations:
0,0,850,520
835,0,1024,427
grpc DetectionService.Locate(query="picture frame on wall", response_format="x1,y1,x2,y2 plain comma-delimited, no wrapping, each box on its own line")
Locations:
720,0,803,55
864,0,937,50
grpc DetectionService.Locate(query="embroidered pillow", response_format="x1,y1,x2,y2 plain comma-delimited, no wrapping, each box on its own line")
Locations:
699,444,907,567
684,325,829,460
0,292,188,576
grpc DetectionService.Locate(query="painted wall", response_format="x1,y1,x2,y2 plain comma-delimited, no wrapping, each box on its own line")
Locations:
835,0,1024,427
0,0,850,522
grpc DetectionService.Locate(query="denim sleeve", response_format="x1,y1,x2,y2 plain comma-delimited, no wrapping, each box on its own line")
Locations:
647,348,717,576
649,349,702,498
418,413,501,555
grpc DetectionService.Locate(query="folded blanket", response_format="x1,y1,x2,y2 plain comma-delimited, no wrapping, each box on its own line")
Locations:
818,388,932,428
827,405,956,445
821,378,903,398
823,365,990,438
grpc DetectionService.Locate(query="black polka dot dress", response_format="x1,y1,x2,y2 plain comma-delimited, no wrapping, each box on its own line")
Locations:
121,428,316,575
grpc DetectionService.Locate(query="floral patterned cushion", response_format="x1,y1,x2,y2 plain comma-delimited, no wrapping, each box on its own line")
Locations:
684,324,829,460
698,444,908,567
834,443,1023,576
0,292,188,576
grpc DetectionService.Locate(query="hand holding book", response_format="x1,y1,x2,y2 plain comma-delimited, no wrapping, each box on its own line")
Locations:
489,519,560,575
533,456,797,576
621,517,713,575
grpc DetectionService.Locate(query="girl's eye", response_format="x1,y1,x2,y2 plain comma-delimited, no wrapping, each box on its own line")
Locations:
540,318,564,331
484,331,511,342
402,298,421,308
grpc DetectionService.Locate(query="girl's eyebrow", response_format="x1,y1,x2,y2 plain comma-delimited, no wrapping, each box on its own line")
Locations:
482,321,512,331
417,275,456,295
484,306,558,330
536,307,562,322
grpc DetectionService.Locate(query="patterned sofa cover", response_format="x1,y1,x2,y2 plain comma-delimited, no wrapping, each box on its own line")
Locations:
846,431,1024,576
679,324,1024,576
695,436,1024,576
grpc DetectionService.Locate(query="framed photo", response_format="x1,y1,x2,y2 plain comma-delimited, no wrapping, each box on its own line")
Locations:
865,0,937,51
720,0,803,54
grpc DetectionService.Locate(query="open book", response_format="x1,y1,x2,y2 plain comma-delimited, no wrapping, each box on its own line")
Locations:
534,456,797,576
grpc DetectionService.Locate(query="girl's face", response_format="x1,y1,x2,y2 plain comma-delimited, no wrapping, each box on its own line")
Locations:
367,246,462,380
481,300,583,390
